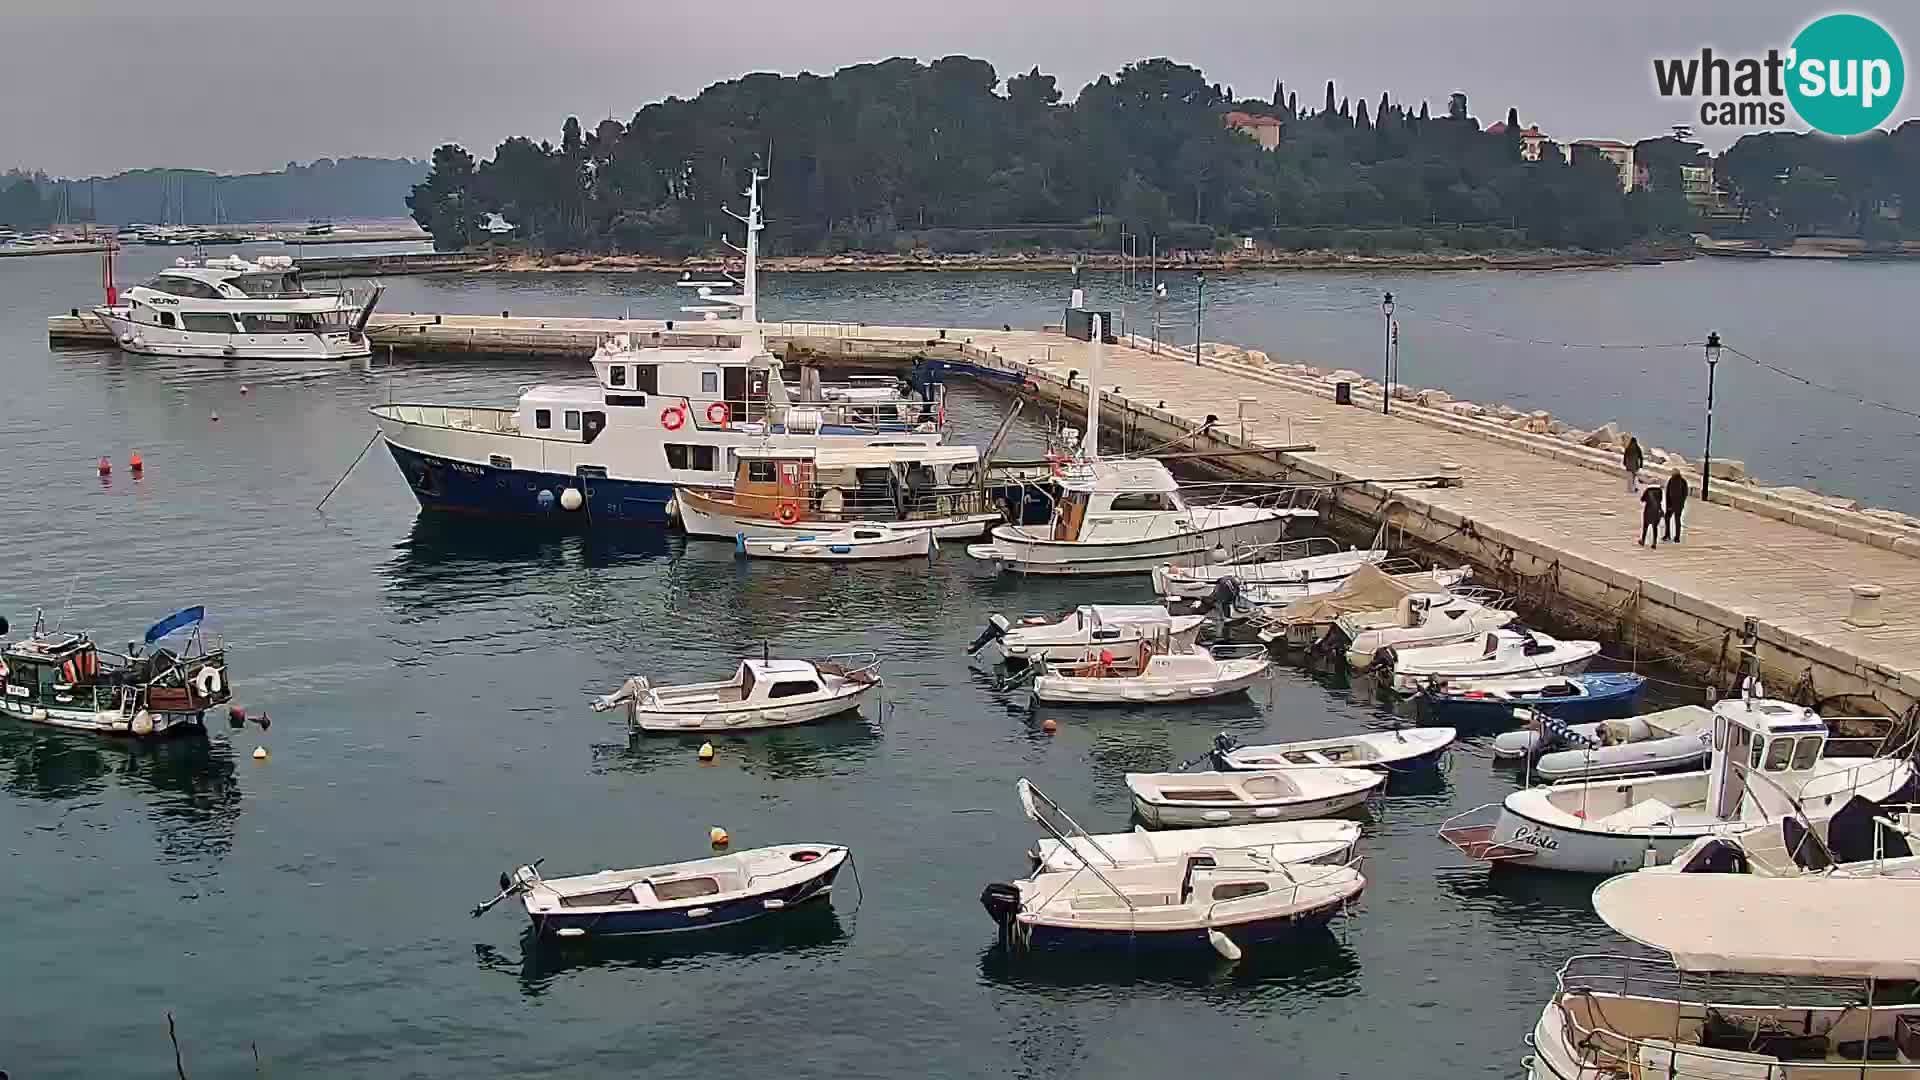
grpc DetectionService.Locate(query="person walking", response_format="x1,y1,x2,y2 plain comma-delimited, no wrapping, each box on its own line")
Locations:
1638,481,1665,548
1664,469,1690,542
1622,437,1644,493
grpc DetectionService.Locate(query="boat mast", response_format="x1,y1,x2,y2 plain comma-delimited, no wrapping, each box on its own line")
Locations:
1082,313,1103,460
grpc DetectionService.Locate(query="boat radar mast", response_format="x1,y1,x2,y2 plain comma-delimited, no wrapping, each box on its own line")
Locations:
676,169,764,328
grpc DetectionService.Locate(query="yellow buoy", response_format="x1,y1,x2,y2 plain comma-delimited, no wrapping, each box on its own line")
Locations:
709,826,729,847
251,745,269,761
698,741,715,761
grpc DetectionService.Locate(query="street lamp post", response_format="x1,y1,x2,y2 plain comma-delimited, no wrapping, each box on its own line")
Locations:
1382,292,1395,415
1194,270,1205,366
1702,331,1722,501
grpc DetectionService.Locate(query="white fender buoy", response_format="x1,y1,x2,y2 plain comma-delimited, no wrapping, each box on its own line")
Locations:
698,741,715,761
709,826,729,847
555,927,586,938
252,745,269,761
131,710,154,736
30,708,47,722
559,487,584,511
1208,930,1243,961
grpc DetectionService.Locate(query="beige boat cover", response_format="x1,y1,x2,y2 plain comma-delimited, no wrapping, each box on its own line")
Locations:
1592,873,1920,979
1268,564,1449,625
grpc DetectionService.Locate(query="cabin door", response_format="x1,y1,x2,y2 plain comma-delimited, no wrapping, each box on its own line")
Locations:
724,367,749,420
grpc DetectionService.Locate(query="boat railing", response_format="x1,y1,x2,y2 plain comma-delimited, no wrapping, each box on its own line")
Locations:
377,403,519,433
1557,953,1875,1005
1214,535,1342,567
1206,643,1272,661
819,652,883,684
1446,586,1514,610
1201,854,1362,924
802,484,1000,522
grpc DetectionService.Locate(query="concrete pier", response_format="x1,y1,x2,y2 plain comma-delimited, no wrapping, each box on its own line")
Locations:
45,309,1920,716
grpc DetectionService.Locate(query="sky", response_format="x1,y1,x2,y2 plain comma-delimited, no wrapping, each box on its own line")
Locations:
4,0,1914,177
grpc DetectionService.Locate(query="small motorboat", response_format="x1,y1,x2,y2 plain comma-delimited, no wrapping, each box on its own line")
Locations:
1491,705,1715,782
0,607,235,736
592,655,880,733
1152,537,1386,602
980,847,1364,956
1126,767,1383,828
1031,642,1270,705
735,522,932,561
1209,726,1456,774
967,604,1206,670
472,842,848,938
1385,628,1599,694
1015,778,1359,871
1339,592,1518,668
1419,672,1647,725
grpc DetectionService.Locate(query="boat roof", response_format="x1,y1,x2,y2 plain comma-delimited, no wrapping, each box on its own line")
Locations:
743,659,819,678
1592,873,1920,979
733,444,978,468
1059,457,1180,495
1713,696,1827,735
519,385,606,405
1084,604,1172,622
3,632,92,660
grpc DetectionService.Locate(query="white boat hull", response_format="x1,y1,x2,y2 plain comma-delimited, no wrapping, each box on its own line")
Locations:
632,680,877,733
1132,786,1373,828
1031,820,1361,872
1033,657,1270,704
1153,549,1384,599
968,514,1302,576
94,306,370,361
737,529,931,560
0,700,202,736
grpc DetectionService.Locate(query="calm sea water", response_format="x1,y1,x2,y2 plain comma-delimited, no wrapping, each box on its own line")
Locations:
0,245,1903,1078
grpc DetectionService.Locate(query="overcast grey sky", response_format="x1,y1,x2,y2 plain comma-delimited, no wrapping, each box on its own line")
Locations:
4,0,1912,177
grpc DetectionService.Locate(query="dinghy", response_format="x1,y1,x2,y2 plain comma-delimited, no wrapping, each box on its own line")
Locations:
1339,592,1518,668
735,522,932,561
1491,704,1715,781
1127,767,1383,828
1016,778,1360,871
980,847,1364,956
1385,628,1599,694
472,843,848,938
1422,672,1645,725
1209,726,1456,774
592,655,880,733
1439,695,1915,874
1031,643,1270,705
967,604,1206,670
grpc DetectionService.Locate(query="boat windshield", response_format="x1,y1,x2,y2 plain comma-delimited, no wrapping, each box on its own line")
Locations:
229,273,300,298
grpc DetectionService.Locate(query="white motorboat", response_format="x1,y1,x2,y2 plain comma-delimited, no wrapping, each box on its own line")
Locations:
1525,873,1920,1080
1242,564,1475,648
980,846,1364,957
0,608,234,736
1015,778,1360,871
1339,591,1518,668
735,522,932,561
678,444,1008,541
591,655,881,733
1494,704,1716,782
1127,767,1383,828
1031,642,1271,705
94,253,380,361
474,843,848,938
1210,726,1457,774
1656,801,1920,877
1439,695,1916,874
1151,537,1386,601
1385,628,1599,694
967,604,1206,669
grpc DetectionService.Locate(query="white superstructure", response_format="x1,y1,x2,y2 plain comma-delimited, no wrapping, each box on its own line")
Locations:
95,254,378,360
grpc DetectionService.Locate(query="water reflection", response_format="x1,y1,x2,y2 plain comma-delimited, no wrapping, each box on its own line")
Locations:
0,720,242,864
978,928,1362,995
477,901,848,994
592,715,883,781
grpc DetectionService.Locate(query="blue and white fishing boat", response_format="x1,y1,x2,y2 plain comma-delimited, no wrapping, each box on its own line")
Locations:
0,607,232,736
474,843,848,939
1417,672,1646,724
1209,726,1456,774
372,172,948,527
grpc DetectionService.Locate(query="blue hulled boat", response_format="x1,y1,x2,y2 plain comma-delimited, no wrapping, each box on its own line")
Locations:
1417,672,1646,724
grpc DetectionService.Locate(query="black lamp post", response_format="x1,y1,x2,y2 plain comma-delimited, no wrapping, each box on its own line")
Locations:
1193,270,1205,366
1702,331,1722,501
1382,291,1395,415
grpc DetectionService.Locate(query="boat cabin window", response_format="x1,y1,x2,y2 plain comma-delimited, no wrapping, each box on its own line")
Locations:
1211,881,1269,901
564,410,582,432
1790,735,1822,770
182,313,237,333
159,311,176,328
1763,737,1796,771
1107,492,1176,512
1748,736,1765,770
609,365,627,387
767,679,821,699
852,530,885,540
701,371,719,395
240,313,295,332
746,460,777,484
665,444,718,471
147,276,222,299
230,273,295,298
581,411,605,444
535,409,552,430
651,877,722,901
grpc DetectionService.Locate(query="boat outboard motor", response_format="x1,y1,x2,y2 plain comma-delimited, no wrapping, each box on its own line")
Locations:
979,882,1024,939
1210,732,1242,769
966,614,1013,656
1782,813,1838,871
1823,796,1907,865
1675,838,1750,875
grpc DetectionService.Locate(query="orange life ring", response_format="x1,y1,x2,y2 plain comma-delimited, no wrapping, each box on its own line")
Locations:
660,405,685,431
706,401,731,426
775,501,801,525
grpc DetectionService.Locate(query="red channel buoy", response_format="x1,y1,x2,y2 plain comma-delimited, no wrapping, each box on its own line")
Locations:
129,452,144,475
97,456,112,476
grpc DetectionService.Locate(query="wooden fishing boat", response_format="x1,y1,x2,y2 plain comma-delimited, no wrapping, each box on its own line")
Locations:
967,604,1206,670
1126,768,1383,828
1422,672,1646,725
0,608,232,736
592,655,881,733
678,444,1007,540
735,522,932,561
1030,642,1270,705
1209,726,1456,774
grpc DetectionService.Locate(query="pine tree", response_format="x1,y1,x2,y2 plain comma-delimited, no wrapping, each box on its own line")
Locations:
1287,91,1297,117
1274,79,1284,109
1419,100,1430,122
1357,99,1372,132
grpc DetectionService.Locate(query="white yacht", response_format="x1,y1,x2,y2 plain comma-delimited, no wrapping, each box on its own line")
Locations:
94,254,379,360
370,173,947,527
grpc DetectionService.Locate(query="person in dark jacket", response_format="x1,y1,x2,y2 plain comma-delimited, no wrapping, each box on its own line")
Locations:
1664,470,1690,541
1622,437,1644,493
1638,482,1665,548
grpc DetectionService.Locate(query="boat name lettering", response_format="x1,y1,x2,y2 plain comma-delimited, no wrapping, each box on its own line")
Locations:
449,462,485,475
1510,825,1560,850
147,297,179,305
5,685,28,698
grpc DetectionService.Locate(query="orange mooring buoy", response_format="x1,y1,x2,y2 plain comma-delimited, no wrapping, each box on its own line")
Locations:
97,456,112,476
129,451,144,474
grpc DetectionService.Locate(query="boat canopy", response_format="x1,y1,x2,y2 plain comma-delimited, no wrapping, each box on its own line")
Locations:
1592,873,1920,979
1057,458,1182,495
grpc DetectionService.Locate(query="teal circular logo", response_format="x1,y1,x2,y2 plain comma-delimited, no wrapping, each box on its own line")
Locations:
1788,14,1904,136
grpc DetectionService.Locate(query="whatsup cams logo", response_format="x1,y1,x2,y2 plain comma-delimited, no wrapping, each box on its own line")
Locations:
1653,13,1905,136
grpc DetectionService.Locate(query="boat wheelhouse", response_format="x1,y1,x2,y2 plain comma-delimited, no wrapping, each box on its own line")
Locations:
372,173,952,527
0,609,232,736
94,254,379,360
677,444,1009,540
